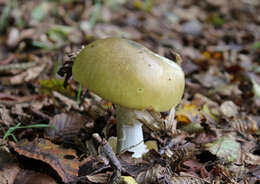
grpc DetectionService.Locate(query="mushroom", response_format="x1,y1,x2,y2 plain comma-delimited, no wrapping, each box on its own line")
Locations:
72,37,185,158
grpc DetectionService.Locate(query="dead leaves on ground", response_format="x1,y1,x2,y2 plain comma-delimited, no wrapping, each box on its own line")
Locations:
0,150,20,184
10,139,79,183
0,149,57,184
14,170,57,184
0,0,260,183
44,112,86,142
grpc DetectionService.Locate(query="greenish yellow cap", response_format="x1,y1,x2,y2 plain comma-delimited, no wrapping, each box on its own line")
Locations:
72,37,185,112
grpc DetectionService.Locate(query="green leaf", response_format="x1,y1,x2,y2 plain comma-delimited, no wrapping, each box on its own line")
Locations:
205,135,240,163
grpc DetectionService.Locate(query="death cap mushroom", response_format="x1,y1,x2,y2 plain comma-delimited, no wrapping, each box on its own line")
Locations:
72,37,185,112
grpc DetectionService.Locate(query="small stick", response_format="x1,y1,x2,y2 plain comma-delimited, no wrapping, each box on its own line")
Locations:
92,133,124,172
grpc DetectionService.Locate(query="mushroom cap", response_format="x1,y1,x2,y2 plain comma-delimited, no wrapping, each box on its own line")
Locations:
72,37,185,112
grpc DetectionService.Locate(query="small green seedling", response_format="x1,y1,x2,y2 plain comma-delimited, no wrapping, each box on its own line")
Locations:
3,123,52,142
77,83,82,105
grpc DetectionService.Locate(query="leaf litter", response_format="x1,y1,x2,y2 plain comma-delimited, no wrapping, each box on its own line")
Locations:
0,0,260,183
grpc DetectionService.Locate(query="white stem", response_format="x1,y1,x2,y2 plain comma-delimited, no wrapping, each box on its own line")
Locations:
116,106,148,158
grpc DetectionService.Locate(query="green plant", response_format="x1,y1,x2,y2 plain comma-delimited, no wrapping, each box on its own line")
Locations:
77,84,82,105
3,123,52,142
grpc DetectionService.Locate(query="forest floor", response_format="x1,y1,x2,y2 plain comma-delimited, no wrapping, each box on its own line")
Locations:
0,0,260,183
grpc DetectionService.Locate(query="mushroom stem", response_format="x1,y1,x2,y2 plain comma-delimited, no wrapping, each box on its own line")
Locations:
116,106,148,158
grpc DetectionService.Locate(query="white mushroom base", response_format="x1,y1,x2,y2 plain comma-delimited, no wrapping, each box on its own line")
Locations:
116,106,148,158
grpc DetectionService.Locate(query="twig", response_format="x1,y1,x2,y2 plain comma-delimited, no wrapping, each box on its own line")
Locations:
92,133,124,172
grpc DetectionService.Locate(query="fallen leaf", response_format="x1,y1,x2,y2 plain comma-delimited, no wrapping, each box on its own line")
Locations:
79,156,110,177
119,176,138,184
44,112,86,141
243,152,260,165
183,159,207,176
230,117,259,135
118,152,150,177
9,63,46,85
193,68,226,88
10,138,79,183
227,164,248,180
136,164,167,184
220,101,239,118
14,170,57,184
205,135,240,163
176,103,202,124
182,122,204,134
170,175,209,184
0,105,13,126
0,150,21,184
86,173,109,183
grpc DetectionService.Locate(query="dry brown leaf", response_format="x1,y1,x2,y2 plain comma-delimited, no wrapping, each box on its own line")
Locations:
86,173,109,183
10,139,79,183
0,150,21,184
170,175,209,184
193,68,226,88
227,164,248,180
79,155,111,177
165,143,196,172
183,160,206,175
9,63,46,85
230,117,259,135
243,152,260,165
14,170,57,184
118,152,150,177
136,164,167,184
0,105,13,126
44,112,86,140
